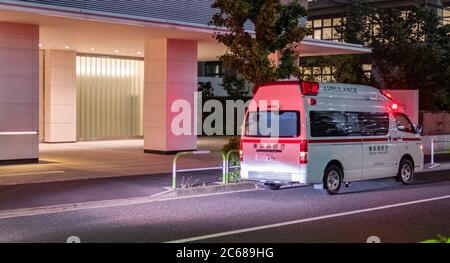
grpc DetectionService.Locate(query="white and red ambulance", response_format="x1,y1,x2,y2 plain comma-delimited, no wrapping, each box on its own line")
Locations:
240,81,423,194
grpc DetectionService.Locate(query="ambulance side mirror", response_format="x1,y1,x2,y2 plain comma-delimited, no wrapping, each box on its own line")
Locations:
415,125,423,135
397,125,406,132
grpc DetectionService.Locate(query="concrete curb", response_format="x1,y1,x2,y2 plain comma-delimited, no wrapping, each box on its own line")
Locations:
174,182,258,196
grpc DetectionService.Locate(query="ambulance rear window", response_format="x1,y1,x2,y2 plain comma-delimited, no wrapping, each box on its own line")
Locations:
245,111,300,138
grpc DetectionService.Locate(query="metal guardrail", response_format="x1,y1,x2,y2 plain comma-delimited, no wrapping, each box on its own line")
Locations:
172,149,241,189
430,139,450,165
172,150,226,189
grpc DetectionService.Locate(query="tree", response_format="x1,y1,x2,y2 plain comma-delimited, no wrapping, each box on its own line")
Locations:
306,1,450,110
354,4,450,110
221,75,251,100
198,81,214,98
300,1,374,85
301,55,374,85
210,0,309,87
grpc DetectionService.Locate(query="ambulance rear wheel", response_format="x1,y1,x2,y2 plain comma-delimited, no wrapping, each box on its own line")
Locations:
324,165,342,195
397,158,414,185
264,183,281,191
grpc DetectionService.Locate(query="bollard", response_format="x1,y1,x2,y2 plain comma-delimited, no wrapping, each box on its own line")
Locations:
431,139,434,165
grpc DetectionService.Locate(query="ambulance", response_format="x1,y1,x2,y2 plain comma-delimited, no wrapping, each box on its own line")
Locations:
240,81,424,194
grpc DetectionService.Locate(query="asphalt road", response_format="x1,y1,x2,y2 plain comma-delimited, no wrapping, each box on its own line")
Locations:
0,170,449,243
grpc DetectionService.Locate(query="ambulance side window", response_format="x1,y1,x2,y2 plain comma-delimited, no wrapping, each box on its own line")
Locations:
393,113,415,133
310,111,348,137
310,111,389,137
358,112,389,136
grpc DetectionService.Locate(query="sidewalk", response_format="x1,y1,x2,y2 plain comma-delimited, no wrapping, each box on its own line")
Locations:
421,153,450,173
0,137,231,186
0,137,448,187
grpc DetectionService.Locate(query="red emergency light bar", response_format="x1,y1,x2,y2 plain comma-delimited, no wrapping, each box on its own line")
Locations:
301,81,320,96
381,90,393,100
391,103,399,111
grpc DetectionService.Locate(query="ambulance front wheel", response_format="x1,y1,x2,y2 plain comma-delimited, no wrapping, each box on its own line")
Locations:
397,158,414,185
324,164,343,195
264,183,281,191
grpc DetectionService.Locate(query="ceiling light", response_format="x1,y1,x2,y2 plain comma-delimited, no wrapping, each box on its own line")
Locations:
90,48,95,51
114,50,119,53
137,52,142,55
65,46,70,49
38,43,43,48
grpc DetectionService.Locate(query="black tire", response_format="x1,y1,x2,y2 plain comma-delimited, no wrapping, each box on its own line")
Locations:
264,183,281,191
323,164,343,195
397,158,414,185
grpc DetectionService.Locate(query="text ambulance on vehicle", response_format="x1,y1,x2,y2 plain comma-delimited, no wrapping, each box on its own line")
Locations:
240,81,424,194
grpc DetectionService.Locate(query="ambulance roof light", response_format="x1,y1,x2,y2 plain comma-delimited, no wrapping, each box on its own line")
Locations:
381,90,393,100
301,81,320,96
391,103,399,111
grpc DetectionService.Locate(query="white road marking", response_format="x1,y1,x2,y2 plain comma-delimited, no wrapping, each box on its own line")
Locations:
0,188,260,220
427,163,440,169
166,195,450,243
150,189,173,197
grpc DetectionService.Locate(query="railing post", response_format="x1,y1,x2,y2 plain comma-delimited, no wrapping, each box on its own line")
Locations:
431,139,435,165
172,150,224,189
172,153,181,189
222,152,227,185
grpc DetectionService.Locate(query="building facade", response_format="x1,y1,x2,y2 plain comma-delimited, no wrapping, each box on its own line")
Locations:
0,0,371,163
302,0,450,81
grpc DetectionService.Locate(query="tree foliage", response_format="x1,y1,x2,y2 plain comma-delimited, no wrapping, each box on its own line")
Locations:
221,75,251,100
301,1,374,85
197,81,215,98
301,55,374,85
303,1,450,110
346,2,450,110
210,0,309,86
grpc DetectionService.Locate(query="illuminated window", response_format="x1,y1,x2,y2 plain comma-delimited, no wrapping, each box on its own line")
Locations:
76,55,144,140
323,28,332,40
314,29,322,39
363,64,372,79
313,67,322,75
301,66,336,83
333,18,342,26
443,7,450,25
313,19,322,28
307,16,344,41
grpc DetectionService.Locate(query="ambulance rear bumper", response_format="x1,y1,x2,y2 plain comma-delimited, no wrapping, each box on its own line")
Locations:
240,164,308,184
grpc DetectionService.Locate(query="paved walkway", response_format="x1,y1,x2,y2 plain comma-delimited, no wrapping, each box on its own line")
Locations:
0,137,231,186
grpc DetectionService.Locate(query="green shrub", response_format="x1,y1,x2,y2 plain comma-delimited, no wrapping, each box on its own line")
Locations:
422,234,450,243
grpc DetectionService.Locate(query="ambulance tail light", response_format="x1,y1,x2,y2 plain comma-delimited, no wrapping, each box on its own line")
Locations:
239,141,243,161
301,81,320,96
299,140,308,164
308,98,317,106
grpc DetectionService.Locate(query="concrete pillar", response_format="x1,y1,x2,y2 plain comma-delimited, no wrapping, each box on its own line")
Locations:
44,50,77,143
0,22,39,164
143,39,198,154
